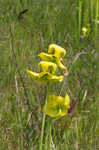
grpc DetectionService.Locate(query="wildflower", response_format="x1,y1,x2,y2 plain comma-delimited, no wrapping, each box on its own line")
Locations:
82,27,88,36
26,61,64,83
39,52,67,72
48,44,66,59
38,61,57,74
39,53,58,64
43,92,70,119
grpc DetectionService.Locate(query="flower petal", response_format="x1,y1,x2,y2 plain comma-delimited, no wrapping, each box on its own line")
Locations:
58,61,67,72
48,44,66,59
39,72,64,82
82,27,88,36
39,52,67,72
26,69,39,80
38,61,57,74
26,70,64,82
43,93,70,119
64,92,70,108
39,52,58,64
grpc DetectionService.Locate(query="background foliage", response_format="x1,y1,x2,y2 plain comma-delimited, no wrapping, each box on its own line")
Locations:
0,0,98,149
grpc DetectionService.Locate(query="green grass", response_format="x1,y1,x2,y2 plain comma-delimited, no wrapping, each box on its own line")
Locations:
0,0,98,150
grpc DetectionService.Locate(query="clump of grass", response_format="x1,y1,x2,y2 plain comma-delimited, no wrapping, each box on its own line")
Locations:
78,0,98,43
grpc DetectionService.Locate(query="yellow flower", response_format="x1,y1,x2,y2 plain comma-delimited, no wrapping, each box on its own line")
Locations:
26,69,64,82
39,52,58,64
38,61,57,74
39,72,64,82
58,59,67,72
82,27,88,36
39,52,67,72
26,70,39,80
43,92,70,119
48,44,66,59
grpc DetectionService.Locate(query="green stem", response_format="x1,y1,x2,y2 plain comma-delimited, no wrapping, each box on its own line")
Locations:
40,84,49,150
49,119,52,150
78,0,82,39
45,124,49,150
95,0,98,42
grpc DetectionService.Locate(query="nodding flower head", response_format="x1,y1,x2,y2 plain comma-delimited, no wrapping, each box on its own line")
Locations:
39,52,67,73
26,69,64,83
43,92,70,119
39,52,58,64
26,44,68,83
38,61,57,74
48,44,66,59
82,27,88,36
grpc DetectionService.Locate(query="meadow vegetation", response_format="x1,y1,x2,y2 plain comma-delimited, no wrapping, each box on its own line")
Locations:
0,0,98,150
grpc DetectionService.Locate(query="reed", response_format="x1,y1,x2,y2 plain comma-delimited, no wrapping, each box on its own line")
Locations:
94,0,98,43
78,0,82,39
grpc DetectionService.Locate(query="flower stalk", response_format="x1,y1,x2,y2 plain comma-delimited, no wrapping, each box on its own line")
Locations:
48,118,52,150
40,84,49,150
26,44,71,150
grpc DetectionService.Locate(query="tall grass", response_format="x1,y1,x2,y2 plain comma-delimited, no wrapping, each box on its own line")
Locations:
78,0,82,39
94,0,99,48
0,0,98,149
78,0,98,43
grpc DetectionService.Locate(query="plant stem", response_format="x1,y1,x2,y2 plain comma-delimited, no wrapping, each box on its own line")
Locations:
45,118,52,150
78,0,82,39
40,84,49,150
49,118,52,150
95,0,98,42
45,124,49,150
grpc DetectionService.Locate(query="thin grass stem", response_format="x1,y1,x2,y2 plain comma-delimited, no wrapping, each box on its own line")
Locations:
49,119,52,150
95,0,98,42
78,0,82,39
40,84,49,150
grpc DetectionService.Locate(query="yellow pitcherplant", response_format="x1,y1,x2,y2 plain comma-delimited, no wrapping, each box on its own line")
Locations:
48,44,66,59
26,61,64,83
38,61,57,74
82,27,88,36
26,44,70,150
41,44,67,72
43,92,70,119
